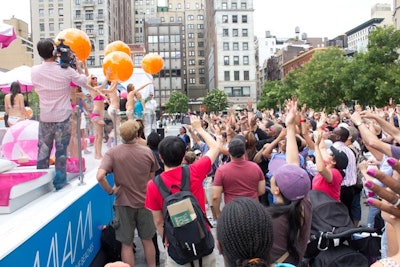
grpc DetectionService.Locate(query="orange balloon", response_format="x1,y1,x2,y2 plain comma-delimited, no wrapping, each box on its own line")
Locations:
142,53,164,75
102,51,134,82
104,41,131,56
55,28,91,61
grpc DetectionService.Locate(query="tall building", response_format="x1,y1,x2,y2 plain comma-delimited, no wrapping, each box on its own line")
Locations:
0,17,34,70
30,0,131,66
205,0,257,109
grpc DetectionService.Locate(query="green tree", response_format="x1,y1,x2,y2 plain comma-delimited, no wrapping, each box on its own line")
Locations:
165,91,188,114
203,88,228,112
344,26,400,107
257,80,291,110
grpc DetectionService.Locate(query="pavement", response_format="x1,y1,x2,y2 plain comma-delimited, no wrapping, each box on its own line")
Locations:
96,122,369,267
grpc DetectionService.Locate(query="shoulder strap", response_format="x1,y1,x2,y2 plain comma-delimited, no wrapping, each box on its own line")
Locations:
181,164,190,191
154,165,191,199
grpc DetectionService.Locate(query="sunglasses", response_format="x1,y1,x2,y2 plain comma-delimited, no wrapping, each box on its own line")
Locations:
91,77,97,80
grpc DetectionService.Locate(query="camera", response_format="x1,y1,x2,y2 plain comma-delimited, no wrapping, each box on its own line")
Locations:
57,38,77,69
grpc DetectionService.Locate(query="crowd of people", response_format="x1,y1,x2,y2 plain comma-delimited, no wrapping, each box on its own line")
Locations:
21,38,400,267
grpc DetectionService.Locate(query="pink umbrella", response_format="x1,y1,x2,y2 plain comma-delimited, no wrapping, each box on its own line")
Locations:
0,23,16,49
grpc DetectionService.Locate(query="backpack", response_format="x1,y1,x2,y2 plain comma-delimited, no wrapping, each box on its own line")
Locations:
313,245,369,267
154,165,214,266
100,224,121,263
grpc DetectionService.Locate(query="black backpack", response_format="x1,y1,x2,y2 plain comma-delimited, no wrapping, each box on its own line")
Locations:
313,246,369,267
100,224,121,263
154,165,214,266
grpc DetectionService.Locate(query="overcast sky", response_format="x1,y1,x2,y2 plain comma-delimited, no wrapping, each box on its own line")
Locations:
0,0,393,39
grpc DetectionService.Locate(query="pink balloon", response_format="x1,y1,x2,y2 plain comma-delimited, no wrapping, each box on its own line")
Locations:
120,91,128,99
1,120,55,166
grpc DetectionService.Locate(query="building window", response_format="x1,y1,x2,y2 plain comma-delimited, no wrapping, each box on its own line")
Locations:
197,32,204,38
160,17,165,22
40,23,45,32
232,2,237,9
224,86,250,97
233,56,239,65
99,24,104,35
242,15,247,23
222,2,227,9
85,10,94,20
189,59,195,65
186,3,190,9
39,9,44,17
75,0,80,4
224,56,229,65
75,10,81,19
243,42,248,50
224,71,230,81
197,24,204,29
59,23,64,30
222,15,228,23
49,23,54,32
99,40,104,50
189,69,196,74
188,33,194,38
99,55,104,65
242,29,248,37
87,56,95,66
223,29,229,37
178,16,182,22
187,24,194,29
233,42,239,50
223,42,229,50
170,17,174,22
232,15,238,23
233,29,238,37
98,0,103,3
197,15,204,20
86,24,94,34
234,71,240,80
243,56,249,65
198,50,204,56
198,59,205,65
59,8,63,16
178,3,181,9
199,68,205,74
198,41,204,47
189,50,195,56
189,78,196,84
187,15,194,20
188,41,195,47
241,2,247,9
244,71,249,80
199,77,205,84
49,9,54,16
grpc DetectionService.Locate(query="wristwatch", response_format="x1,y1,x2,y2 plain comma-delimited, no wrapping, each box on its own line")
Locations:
354,121,362,127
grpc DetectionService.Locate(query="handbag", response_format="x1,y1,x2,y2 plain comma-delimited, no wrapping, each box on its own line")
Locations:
66,157,86,173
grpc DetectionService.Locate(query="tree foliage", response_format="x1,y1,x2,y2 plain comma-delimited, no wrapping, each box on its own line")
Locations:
165,91,188,114
203,88,228,112
257,26,400,110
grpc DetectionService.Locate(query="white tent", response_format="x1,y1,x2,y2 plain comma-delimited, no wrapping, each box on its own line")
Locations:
87,67,154,98
0,66,33,93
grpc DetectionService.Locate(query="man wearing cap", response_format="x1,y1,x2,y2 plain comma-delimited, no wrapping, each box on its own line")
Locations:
329,125,357,222
97,120,159,267
212,135,266,219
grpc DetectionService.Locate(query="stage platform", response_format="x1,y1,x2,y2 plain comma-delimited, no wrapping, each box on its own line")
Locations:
0,148,114,267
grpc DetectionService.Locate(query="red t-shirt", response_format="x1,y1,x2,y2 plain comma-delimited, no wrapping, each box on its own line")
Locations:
312,167,343,201
145,156,212,212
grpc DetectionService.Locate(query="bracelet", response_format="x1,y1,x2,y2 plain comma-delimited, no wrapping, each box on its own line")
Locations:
300,119,306,123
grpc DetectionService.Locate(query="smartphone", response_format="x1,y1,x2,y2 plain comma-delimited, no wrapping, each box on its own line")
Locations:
182,116,191,125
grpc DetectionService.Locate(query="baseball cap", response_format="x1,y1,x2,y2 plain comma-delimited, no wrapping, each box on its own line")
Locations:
274,164,311,201
228,135,246,158
329,146,348,170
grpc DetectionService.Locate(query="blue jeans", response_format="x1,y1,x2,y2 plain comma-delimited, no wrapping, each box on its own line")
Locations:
37,117,71,189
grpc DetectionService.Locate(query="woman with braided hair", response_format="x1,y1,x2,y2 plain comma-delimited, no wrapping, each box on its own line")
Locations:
216,197,273,267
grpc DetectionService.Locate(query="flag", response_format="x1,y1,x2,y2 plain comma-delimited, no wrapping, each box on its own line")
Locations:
0,24,17,49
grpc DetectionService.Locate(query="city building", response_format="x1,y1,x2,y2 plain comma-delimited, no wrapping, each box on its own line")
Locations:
346,17,384,52
0,17,34,70
205,0,257,110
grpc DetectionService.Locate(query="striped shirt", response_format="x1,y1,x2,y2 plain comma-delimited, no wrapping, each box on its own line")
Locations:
31,61,88,122
333,141,357,187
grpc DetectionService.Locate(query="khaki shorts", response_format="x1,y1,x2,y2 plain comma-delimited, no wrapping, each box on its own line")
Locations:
165,250,217,267
113,205,156,244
